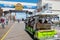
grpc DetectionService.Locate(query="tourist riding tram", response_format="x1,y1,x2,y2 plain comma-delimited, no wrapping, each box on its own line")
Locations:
25,14,59,40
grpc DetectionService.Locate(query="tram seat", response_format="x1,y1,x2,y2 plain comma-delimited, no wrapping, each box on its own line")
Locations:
36,22,51,30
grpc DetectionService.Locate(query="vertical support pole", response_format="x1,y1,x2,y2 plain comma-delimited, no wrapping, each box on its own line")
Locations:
34,16,38,31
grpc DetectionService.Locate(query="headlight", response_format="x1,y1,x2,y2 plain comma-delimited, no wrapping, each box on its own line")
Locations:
54,35,58,38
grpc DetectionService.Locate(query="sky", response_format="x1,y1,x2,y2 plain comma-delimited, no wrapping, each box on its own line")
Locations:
11,11,33,19
15,12,26,19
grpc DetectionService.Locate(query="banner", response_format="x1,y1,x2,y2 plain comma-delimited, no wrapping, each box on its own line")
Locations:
0,4,37,9
1,0,38,3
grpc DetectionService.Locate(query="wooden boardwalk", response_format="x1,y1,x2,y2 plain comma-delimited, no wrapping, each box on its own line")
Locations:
0,21,14,40
4,21,32,40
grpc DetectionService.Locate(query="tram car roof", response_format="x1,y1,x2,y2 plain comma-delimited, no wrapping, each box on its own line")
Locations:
28,13,59,18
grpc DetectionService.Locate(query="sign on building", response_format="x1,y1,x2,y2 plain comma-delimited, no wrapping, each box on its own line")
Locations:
15,3,23,10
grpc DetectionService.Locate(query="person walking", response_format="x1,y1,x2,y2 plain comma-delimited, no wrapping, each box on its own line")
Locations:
6,19,8,25
1,18,5,29
18,19,20,23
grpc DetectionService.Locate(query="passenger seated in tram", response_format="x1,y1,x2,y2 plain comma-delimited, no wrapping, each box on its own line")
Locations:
31,18,35,28
39,19,42,23
44,19,48,23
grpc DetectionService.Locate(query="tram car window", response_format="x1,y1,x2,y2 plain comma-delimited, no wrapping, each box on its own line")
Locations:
36,17,51,30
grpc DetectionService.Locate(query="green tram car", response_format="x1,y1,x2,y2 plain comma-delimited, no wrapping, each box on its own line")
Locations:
25,14,58,40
